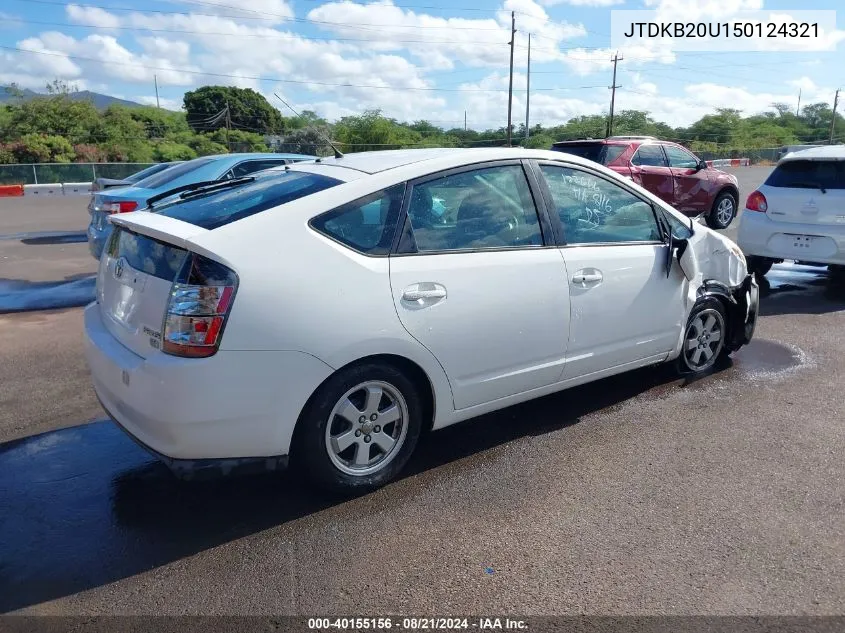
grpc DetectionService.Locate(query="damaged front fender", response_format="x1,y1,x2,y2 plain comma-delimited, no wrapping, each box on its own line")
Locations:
697,275,759,352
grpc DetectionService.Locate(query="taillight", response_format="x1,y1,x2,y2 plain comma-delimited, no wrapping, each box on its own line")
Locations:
746,190,768,212
104,200,138,214
162,253,237,358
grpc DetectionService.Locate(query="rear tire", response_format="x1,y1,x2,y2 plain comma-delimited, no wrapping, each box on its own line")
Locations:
706,191,737,230
292,362,423,495
746,255,774,278
676,298,728,376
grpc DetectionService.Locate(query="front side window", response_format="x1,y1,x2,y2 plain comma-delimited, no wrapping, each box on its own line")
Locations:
663,145,700,169
540,165,662,245
404,164,543,252
631,145,667,167
310,184,405,255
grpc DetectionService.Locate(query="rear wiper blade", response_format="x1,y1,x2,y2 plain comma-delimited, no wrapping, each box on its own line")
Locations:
179,176,256,201
146,177,256,209
788,180,827,194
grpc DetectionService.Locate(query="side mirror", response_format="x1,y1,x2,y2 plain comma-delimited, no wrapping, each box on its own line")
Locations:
666,234,689,278
697,160,708,171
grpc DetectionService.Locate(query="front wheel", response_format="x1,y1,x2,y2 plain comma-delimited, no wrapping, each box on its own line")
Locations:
292,363,423,495
706,192,737,230
676,298,728,375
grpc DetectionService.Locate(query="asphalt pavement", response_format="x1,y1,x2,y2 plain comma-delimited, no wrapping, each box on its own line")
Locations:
2,167,844,617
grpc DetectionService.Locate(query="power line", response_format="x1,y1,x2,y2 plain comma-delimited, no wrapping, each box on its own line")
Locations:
0,45,610,93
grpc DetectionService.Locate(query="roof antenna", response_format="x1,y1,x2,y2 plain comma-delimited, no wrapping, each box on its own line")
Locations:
273,92,344,159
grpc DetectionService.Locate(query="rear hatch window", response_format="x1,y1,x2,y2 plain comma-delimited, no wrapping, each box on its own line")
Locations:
765,159,845,190
551,143,626,165
133,158,215,189
154,170,342,229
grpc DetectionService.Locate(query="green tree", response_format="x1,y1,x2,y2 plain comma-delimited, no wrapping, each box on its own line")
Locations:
11,133,75,163
206,128,268,152
153,142,197,162
4,94,100,144
183,86,287,134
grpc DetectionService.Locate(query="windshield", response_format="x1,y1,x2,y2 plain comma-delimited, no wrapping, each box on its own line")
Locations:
157,170,342,229
133,157,216,189
766,159,845,190
551,143,626,165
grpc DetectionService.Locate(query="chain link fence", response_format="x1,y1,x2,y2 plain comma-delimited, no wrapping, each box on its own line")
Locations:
0,163,155,186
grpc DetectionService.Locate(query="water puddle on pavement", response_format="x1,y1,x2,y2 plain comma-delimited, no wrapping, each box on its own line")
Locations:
0,230,87,245
0,276,96,313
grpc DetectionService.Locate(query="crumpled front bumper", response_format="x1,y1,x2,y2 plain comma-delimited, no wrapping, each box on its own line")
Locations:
727,273,759,351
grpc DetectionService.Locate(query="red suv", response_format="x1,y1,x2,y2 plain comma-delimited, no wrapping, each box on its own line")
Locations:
550,136,740,229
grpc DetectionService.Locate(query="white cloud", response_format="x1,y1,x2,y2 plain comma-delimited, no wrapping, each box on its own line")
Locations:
537,0,623,6
136,95,184,111
644,0,763,21
66,4,121,29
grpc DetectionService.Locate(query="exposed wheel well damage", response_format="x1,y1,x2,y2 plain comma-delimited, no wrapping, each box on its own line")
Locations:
697,277,756,352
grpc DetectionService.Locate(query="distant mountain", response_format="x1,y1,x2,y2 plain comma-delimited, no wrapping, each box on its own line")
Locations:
0,86,146,109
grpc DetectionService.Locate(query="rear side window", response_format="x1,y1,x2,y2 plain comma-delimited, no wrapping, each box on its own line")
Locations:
310,184,406,255
765,160,845,190
159,171,341,230
134,158,215,189
552,143,626,165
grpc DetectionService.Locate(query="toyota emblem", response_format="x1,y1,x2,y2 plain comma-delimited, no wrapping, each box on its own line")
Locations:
114,257,126,279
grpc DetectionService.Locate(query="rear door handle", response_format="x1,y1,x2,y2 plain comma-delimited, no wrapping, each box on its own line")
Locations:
402,284,447,302
572,271,603,285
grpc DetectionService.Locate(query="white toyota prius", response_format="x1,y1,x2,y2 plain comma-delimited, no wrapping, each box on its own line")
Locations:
84,148,759,493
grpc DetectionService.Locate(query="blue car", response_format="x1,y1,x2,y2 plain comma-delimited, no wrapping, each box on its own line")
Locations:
87,152,315,259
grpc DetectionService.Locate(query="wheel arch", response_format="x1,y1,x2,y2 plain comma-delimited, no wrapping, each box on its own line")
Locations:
715,184,739,206
291,350,447,457
696,279,747,352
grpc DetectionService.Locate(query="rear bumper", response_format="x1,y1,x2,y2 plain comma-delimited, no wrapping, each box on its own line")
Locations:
83,302,334,464
737,211,845,265
87,216,111,260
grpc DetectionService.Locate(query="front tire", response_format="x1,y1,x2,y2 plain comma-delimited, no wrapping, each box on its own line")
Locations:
706,191,737,230
676,298,728,375
292,363,423,495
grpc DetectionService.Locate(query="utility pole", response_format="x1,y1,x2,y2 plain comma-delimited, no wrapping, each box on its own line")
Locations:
506,11,516,147
225,101,231,151
464,110,467,132
796,88,801,117
154,74,160,109
606,51,622,138
525,33,531,142
830,88,840,144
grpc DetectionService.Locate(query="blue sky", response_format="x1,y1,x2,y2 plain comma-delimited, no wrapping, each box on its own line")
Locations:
0,0,842,130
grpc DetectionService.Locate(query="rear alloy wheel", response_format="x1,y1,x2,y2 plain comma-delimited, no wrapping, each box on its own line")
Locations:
706,192,737,230
293,363,423,494
677,299,727,375
746,255,774,278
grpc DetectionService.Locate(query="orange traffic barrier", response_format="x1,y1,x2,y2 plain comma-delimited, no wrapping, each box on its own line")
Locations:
0,184,25,197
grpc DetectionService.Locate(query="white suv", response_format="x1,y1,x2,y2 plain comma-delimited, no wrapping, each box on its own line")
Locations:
738,146,845,277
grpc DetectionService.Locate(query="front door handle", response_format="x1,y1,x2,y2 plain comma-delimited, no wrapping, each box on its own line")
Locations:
571,270,603,286
402,283,447,303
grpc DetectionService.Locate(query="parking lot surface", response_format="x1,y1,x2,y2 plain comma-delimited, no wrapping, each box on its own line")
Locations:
1,166,844,616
